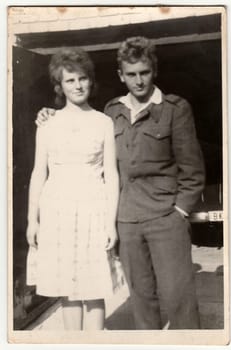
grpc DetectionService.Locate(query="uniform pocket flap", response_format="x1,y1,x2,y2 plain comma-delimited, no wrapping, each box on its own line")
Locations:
114,126,125,137
143,125,171,139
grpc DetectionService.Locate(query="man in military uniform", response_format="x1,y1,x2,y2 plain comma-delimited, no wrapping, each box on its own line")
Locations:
36,36,205,329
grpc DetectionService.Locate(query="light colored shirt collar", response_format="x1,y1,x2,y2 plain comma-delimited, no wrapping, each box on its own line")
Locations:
119,85,162,123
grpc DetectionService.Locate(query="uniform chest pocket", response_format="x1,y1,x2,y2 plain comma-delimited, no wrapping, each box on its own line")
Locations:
114,126,125,137
114,126,125,160
141,125,172,161
143,125,171,140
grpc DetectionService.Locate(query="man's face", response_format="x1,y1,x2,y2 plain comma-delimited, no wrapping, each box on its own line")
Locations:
118,59,154,101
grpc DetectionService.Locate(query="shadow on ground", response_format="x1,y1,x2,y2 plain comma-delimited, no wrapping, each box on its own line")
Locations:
194,263,224,329
105,298,135,330
106,264,224,330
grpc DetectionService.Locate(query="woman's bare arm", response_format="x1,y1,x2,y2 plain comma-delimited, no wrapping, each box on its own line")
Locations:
26,127,48,247
103,118,119,250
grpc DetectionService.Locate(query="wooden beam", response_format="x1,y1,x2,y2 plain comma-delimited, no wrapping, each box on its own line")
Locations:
26,31,221,55
15,13,221,50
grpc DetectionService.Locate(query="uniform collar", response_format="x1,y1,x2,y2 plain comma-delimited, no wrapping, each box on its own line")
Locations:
118,86,162,123
119,85,162,109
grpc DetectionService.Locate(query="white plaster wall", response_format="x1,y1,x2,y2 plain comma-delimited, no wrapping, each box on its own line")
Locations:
8,6,223,35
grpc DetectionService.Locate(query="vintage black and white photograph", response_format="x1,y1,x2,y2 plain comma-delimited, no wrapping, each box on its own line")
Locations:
8,5,228,345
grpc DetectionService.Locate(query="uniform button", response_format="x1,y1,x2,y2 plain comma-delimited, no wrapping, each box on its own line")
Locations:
156,133,161,138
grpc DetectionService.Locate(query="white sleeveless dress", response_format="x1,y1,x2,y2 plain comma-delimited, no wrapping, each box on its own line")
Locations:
27,108,117,300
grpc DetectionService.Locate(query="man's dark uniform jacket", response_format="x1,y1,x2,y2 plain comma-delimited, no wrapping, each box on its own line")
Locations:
104,93,205,223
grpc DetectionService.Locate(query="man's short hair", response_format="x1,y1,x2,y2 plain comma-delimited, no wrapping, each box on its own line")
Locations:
117,36,158,76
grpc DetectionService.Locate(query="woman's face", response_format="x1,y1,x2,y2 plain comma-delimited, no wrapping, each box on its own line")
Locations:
60,67,92,106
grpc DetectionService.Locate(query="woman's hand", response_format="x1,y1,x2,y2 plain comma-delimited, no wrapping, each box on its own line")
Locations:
105,225,118,251
35,107,56,127
26,221,39,248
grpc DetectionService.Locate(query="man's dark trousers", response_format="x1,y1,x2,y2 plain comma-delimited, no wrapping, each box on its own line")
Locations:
118,210,200,329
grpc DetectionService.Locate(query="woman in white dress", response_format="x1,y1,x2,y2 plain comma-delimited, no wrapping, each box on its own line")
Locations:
26,48,119,330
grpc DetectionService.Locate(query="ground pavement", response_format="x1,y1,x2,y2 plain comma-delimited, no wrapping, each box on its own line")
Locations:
27,245,224,330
